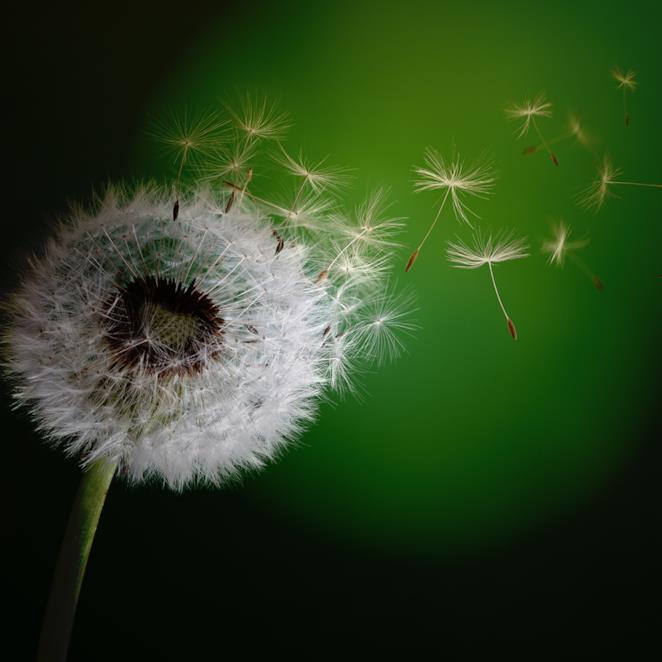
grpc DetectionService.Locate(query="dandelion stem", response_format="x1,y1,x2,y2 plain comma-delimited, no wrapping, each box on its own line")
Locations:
37,457,118,662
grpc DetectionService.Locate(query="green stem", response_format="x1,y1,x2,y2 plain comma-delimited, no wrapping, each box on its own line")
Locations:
37,457,118,662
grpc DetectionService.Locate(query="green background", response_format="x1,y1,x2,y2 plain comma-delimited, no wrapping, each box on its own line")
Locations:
131,0,661,554
6,0,661,656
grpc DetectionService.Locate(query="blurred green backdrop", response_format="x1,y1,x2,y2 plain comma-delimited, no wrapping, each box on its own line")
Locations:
130,0,661,554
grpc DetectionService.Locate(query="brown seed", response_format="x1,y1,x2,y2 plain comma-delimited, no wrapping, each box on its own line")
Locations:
522,145,538,155
405,250,419,273
173,199,180,221
593,276,604,291
315,270,328,284
507,318,518,340
551,153,559,167
225,191,236,213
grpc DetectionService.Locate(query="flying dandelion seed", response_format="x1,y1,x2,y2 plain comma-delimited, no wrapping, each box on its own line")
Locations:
406,148,495,272
318,189,404,283
4,101,411,660
506,93,558,166
541,220,603,291
447,232,528,339
611,66,637,127
150,109,228,220
227,95,290,142
523,113,591,156
579,156,662,212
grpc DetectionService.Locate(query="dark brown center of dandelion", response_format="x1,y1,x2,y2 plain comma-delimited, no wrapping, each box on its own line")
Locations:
102,275,224,377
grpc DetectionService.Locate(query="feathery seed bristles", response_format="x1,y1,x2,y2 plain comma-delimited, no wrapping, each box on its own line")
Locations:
579,157,623,212
612,66,637,91
149,109,229,174
227,96,290,142
506,93,558,165
447,231,529,269
542,220,601,290
447,231,527,340
541,221,589,267
407,148,496,271
413,148,496,225
198,140,257,186
505,93,552,139
612,66,637,126
275,145,352,194
567,113,591,147
353,287,417,365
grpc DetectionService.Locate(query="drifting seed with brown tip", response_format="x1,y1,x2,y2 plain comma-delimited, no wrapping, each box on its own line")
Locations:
405,250,419,273
507,319,517,340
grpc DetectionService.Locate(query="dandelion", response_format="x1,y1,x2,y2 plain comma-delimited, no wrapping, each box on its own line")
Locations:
579,156,662,212
541,220,603,291
447,232,529,339
149,109,228,220
406,148,495,272
612,66,637,126
4,104,410,660
523,113,591,156
506,93,558,166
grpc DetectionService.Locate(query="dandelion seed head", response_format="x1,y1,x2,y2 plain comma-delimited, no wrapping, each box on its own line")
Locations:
505,93,553,138
5,105,411,489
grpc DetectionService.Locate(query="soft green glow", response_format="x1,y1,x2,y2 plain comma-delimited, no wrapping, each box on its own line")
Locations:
131,0,662,554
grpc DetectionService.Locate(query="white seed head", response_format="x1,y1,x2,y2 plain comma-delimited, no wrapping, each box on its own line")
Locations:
447,231,529,269
413,148,496,227
505,93,553,138
4,108,410,490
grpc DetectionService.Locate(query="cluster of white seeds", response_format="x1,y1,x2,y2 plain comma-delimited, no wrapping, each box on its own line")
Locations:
4,101,412,488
